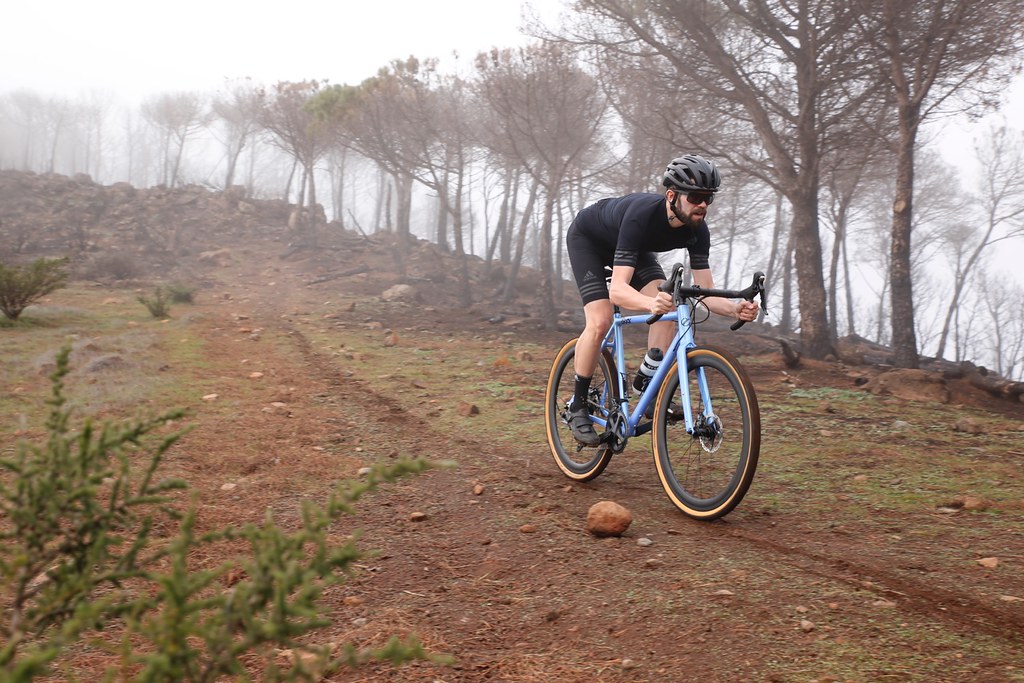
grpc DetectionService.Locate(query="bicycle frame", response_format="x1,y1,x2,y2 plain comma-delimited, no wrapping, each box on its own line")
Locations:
588,302,706,443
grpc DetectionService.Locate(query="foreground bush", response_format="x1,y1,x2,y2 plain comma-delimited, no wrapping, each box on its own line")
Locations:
0,347,447,682
0,257,69,320
137,287,172,318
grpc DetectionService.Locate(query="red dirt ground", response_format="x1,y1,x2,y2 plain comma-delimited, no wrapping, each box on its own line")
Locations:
141,235,1023,683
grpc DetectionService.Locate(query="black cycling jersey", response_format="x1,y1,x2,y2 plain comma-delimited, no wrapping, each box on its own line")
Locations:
566,192,712,305
571,192,711,270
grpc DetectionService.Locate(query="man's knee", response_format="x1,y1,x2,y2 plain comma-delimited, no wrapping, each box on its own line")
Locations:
584,310,613,336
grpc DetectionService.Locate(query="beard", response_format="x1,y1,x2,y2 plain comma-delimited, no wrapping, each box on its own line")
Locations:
680,211,704,229
671,200,705,229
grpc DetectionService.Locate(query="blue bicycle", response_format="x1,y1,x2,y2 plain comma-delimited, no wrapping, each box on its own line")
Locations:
545,264,766,520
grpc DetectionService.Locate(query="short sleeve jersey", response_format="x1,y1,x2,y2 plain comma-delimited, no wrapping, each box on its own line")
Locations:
573,192,711,270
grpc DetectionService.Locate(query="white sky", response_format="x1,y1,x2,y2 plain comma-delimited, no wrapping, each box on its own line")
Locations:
2,0,561,102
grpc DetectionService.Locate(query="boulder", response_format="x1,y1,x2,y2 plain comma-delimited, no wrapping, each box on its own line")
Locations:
586,501,633,537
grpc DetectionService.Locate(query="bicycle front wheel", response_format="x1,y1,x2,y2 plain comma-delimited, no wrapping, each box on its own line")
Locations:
653,345,760,520
544,338,618,481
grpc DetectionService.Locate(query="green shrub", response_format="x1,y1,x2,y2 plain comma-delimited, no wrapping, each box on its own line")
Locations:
0,347,450,682
0,257,69,320
166,283,196,304
138,287,171,318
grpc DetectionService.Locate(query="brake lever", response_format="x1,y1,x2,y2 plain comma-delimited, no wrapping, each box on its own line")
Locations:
647,270,679,325
730,271,766,331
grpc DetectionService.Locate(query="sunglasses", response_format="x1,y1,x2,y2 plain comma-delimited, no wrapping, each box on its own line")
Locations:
682,191,715,206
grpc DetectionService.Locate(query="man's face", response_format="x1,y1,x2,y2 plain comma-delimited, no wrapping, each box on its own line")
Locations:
670,190,714,226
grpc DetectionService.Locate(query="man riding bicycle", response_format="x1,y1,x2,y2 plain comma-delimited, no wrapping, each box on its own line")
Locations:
564,154,759,446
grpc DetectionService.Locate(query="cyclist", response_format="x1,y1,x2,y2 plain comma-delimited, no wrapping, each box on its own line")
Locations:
564,154,759,445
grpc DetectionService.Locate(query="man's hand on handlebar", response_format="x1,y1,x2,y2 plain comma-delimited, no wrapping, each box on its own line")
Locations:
736,300,759,322
650,291,673,316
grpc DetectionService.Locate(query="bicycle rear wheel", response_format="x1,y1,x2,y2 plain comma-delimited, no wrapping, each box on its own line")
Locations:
544,338,618,481
653,345,760,520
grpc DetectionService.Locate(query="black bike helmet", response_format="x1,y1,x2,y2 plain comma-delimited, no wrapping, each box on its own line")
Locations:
662,155,721,193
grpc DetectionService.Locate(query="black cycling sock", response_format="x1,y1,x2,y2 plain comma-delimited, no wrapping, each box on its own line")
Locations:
573,374,592,409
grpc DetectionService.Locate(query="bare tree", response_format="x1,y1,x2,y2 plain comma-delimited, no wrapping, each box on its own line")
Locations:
978,270,1024,380
1,91,52,171
330,65,422,251
76,91,115,182
259,81,335,243
211,79,263,190
339,58,481,304
933,125,1024,359
855,0,1024,368
140,92,211,187
474,43,611,324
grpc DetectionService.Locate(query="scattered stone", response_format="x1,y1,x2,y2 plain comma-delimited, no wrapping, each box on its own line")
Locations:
381,284,417,302
586,501,633,537
961,496,992,511
800,619,815,633
953,417,985,435
977,557,1000,569
891,420,912,430
357,467,373,477
643,558,663,569
473,484,485,496
999,595,1023,603
409,512,428,523
248,371,264,379
83,353,126,373
220,482,237,491
621,658,638,670
637,537,654,547
519,524,538,533
457,401,480,417
202,393,218,401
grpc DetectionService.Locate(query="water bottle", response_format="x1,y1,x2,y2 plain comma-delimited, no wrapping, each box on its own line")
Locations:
633,348,663,394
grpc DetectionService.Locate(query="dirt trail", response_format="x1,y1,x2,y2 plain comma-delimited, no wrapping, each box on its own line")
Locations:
178,248,1023,683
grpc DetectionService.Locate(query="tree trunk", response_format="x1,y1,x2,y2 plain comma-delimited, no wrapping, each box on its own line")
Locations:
502,179,540,303
539,186,557,327
889,110,920,368
780,224,796,334
450,168,472,308
827,199,851,341
763,192,785,327
434,193,450,252
394,174,413,240
841,235,856,337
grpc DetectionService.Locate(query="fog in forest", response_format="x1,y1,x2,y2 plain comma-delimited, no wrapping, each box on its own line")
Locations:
2,0,1023,379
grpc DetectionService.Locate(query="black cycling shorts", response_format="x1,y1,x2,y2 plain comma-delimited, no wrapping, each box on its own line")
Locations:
567,223,666,305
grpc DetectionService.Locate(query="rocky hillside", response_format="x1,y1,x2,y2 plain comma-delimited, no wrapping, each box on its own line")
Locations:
2,169,1021,409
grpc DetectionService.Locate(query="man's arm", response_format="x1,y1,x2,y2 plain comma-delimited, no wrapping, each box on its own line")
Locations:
692,269,758,321
609,265,672,315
